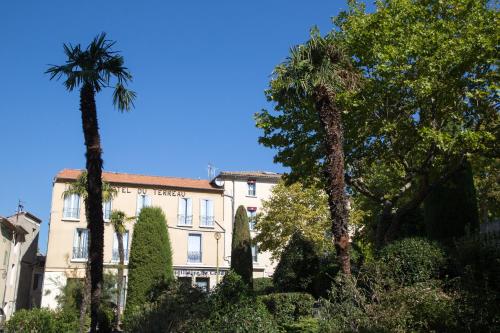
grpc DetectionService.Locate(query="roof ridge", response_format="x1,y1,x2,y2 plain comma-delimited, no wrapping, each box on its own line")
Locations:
59,168,208,182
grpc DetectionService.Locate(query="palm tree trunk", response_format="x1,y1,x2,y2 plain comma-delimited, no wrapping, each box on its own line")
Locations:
80,83,105,332
115,233,124,330
315,86,351,275
79,264,91,333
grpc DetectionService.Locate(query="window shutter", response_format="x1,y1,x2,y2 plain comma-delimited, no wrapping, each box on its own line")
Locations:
187,198,192,224
136,195,143,216
207,200,214,225
145,195,152,207
200,199,206,225
73,229,79,248
74,195,80,218
178,198,186,224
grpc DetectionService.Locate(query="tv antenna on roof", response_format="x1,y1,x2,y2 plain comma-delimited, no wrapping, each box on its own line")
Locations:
17,199,25,214
208,163,217,180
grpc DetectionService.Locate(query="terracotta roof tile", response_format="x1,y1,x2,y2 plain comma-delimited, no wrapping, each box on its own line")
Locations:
55,169,222,192
217,171,281,181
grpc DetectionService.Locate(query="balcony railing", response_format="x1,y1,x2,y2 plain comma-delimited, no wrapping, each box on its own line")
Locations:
112,249,129,262
63,208,80,219
187,251,202,263
200,216,214,227
72,247,88,260
177,214,193,226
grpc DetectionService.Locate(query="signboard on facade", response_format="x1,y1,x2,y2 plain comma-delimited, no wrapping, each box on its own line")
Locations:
174,268,227,277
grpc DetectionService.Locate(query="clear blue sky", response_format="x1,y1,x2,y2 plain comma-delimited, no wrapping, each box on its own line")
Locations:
0,0,360,253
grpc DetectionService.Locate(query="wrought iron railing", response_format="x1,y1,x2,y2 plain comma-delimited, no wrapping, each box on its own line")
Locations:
200,216,214,227
187,251,202,263
72,246,88,260
177,214,193,226
63,208,80,219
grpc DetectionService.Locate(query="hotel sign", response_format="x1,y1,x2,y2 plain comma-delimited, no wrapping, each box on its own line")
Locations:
174,268,227,277
112,186,186,197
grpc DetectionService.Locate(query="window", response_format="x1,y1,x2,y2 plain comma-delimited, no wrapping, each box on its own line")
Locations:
187,234,202,263
63,193,80,219
247,208,257,231
200,199,214,227
103,200,112,221
247,181,256,196
112,231,129,262
178,198,193,226
136,194,152,216
195,277,209,292
252,244,258,263
73,228,89,260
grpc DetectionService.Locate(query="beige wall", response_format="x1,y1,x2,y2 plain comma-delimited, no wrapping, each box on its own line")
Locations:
0,224,12,310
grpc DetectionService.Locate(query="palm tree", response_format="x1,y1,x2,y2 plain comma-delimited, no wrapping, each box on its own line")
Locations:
109,210,133,330
269,29,358,274
48,33,135,331
63,171,117,333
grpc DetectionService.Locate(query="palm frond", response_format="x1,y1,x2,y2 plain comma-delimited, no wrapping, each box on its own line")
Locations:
113,83,136,112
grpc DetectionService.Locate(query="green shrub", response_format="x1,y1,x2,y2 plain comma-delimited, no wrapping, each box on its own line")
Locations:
124,207,173,318
189,299,281,333
231,206,253,287
273,232,320,294
259,292,315,327
283,317,320,333
6,308,56,333
212,271,252,306
253,277,274,295
380,237,445,285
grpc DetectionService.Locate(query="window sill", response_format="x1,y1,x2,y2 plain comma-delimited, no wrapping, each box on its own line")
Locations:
186,262,203,265
71,258,88,263
199,225,215,229
62,218,80,222
177,224,193,228
245,195,257,198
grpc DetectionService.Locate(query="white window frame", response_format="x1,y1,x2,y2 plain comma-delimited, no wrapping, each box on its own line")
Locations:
112,231,129,263
187,233,202,264
103,200,112,222
136,194,152,217
252,244,258,263
63,193,81,220
247,209,257,231
247,181,256,197
72,228,89,261
177,197,193,226
199,199,214,228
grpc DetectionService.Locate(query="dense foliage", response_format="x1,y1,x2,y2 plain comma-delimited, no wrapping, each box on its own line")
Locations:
6,308,78,333
124,207,173,319
231,205,253,287
255,180,331,260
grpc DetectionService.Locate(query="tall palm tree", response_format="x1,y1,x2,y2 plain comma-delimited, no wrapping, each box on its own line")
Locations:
109,210,133,330
269,29,358,274
48,33,135,332
63,171,117,333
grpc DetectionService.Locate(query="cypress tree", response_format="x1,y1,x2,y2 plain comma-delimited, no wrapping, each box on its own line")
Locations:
124,207,173,318
231,205,253,287
424,160,480,242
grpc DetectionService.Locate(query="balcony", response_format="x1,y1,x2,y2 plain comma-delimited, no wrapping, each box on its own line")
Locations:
187,251,202,263
112,248,129,262
72,247,88,260
177,214,193,226
200,216,214,227
63,208,80,220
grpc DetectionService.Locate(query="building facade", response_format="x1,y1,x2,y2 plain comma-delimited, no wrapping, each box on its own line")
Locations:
215,171,280,278
41,169,280,310
0,211,42,319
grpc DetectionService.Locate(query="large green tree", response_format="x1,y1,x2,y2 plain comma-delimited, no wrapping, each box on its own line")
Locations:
47,33,135,331
257,0,498,249
231,206,253,287
255,180,331,260
124,207,173,319
257,29,359,274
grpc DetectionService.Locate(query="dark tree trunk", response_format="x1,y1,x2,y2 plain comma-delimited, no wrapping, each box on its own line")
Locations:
80,199,91,333
80,83,105,332
115,232,124,330
314,86,351,275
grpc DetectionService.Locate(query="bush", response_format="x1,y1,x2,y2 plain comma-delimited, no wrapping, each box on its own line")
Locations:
231,206,253,287
283,317,320,333
254,277,274,295
124,207,173,318
6,308,78,333
273,232,320,294
189,299,281,333
379,237,445,285
259,292,315,328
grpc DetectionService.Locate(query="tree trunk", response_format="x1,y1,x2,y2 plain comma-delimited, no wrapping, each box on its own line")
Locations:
115,232,124,330
315,86,351,275
80,83,105,332
79,264,91,333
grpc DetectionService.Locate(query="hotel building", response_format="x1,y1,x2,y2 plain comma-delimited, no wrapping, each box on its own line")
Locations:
41,169,279,309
